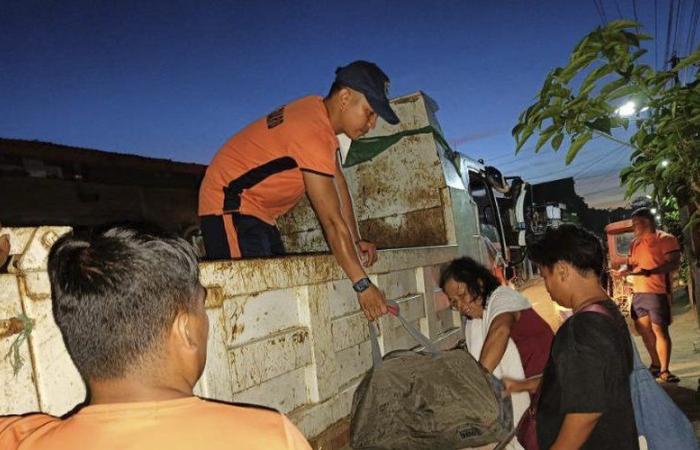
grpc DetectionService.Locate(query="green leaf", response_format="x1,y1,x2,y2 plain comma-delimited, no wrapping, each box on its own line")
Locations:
631,49,649,61
672,51,700,72
515,125,534,153
621,31,640,47
559,54,598,82
587,116,612,134
599,78,628,97
538,105,562,120
606,20,639,31
607,84,640,100
579,64,615,95
565,131,593,164
551,132,564,151
512,122,525,137
620,166,635,182
534,125,558,152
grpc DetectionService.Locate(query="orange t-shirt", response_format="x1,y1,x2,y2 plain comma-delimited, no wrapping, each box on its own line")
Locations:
198,96,338,224
0,397,311,450
629,230,680,294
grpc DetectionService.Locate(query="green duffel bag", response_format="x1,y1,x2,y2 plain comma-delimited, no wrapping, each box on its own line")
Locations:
350,303,514,450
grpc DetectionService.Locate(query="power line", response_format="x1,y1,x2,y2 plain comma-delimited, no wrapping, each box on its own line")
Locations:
593,0,606,25
632,0,640,31
672,0,684,58
664,0,676,68
572,144,627,178
614,0,624,19
654,0,659,69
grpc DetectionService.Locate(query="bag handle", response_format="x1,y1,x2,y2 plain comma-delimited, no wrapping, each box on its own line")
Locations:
368,300,440,368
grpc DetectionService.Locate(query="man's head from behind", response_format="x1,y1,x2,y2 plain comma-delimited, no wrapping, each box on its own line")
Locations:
528,224,605,308
48,227,208,394
326,60,399,140
631,207,656,237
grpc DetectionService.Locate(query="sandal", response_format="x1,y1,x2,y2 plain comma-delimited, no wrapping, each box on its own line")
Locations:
657,370,680,383
648,365,661,378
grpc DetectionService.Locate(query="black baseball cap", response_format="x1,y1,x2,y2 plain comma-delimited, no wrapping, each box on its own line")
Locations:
334,60,400,125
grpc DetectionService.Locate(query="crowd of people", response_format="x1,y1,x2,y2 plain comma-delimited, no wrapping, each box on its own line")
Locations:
0,59,686,449
1,217,680,449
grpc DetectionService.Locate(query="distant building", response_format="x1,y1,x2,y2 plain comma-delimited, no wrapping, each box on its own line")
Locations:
0,138,205,237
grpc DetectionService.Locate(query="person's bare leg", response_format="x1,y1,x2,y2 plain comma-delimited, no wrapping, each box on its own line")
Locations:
634,316,660,367
651,323,671,372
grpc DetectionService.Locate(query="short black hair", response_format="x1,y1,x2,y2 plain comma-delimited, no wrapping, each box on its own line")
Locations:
528,224,604,277
439,257,501,308
631,207,656,228
48,226,200,380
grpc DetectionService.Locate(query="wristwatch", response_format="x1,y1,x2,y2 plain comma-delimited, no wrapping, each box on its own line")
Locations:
352,277,372,293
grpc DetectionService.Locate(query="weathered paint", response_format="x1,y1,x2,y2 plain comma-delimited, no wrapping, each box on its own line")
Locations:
0,274,38,415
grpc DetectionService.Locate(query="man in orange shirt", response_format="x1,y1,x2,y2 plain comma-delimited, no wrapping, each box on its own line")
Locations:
615,207,682,383
199,60,400,322
0,227,311,450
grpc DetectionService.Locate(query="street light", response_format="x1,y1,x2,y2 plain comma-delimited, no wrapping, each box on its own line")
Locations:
616,100,637,117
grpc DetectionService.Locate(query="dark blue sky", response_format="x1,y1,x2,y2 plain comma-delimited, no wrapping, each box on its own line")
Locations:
1,1,692,207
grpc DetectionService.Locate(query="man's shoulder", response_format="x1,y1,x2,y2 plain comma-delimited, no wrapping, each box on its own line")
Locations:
194,398,283,422
0,414,60,449
556,308,620,349
656,230,679,245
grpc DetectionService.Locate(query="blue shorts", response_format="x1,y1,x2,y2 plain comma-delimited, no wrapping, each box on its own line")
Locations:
631,293,671,326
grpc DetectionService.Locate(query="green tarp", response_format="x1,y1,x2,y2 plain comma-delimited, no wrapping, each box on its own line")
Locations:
343,125,455,168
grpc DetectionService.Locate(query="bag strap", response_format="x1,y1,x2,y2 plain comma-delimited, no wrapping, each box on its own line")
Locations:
576,301,646,370
368,300,440,368
576,302,613,317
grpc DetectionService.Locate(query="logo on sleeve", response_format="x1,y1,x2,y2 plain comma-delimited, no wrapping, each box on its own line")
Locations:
266,106,286,129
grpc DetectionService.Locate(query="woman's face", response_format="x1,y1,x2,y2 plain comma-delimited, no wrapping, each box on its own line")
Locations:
442,278,484,319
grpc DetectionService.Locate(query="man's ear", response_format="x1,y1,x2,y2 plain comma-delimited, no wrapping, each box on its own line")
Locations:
555,261,569,281
172,310,196,349
338,87,353,110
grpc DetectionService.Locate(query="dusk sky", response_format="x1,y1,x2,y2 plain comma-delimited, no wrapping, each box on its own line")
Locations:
2,1,696,208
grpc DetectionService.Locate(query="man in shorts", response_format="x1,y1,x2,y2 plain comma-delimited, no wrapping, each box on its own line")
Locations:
615,207,681,383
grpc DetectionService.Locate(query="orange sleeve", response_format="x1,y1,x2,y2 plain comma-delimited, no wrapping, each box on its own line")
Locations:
661,234,680,254
0,414,57,449
289,131,337,177
281,414,312,450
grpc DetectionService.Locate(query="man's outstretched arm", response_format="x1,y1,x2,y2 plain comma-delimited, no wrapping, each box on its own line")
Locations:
303,170,387,321
333,157,377,266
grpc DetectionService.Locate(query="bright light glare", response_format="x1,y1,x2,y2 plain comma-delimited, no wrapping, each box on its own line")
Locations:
640,106,650,112
661,160,670,167
616,100,637,117
655,215,662,220
651,208,658,214
645,195,653,199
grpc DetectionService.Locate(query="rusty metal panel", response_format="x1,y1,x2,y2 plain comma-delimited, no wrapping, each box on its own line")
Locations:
229,326,312,393
222,289,302,347
334,340,372,388
331,312,369,352
233,366,309,414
